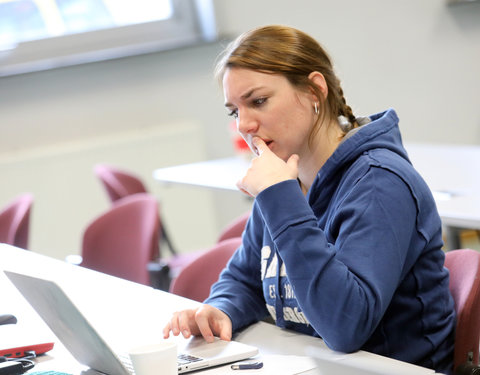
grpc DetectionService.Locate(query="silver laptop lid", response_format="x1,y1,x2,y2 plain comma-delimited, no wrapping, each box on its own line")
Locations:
5,270,259,374
5,270,131,375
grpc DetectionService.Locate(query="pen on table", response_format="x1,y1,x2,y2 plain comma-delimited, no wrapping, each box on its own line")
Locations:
231,361,264,370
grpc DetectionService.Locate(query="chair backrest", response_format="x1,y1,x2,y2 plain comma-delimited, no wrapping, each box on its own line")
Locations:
0,193,33,249
93,163,177,260
216,212,250,243
444,248,480,371
81,193,159,286
94,164,148,203
169,237,242,302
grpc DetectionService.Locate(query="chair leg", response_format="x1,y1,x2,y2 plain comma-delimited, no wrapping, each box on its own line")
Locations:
445,226,462,251
147,261,171,291
161,225,178,256
454,361,480,375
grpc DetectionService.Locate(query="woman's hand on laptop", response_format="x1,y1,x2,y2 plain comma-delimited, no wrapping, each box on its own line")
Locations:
163,304,232,343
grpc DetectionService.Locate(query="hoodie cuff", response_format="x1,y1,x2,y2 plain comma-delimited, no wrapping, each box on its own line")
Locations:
255,179,316,240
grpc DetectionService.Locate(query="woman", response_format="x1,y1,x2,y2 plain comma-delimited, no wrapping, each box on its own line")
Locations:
163,25,455,374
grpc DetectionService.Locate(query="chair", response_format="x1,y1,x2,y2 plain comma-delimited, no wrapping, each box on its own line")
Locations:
216,211,250,243
93,163,177,257
93,164,148,202
0,193,33,250
169,237,242,302
165,211,250,287
444,249,480,374
80,193,159,286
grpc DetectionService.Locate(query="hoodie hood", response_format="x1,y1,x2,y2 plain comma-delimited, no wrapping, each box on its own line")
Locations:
307,108,409,205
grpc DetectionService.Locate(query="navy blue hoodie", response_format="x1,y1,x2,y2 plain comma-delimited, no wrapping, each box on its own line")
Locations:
205,109,455,373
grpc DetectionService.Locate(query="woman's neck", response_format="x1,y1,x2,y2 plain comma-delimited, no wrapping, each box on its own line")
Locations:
298,120,343,194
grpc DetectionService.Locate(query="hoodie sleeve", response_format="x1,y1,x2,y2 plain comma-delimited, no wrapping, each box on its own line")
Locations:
204,206,269,332
255,167,420,353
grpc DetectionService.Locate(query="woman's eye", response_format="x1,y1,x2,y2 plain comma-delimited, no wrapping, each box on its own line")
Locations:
253,97,267,106
228,109,238,118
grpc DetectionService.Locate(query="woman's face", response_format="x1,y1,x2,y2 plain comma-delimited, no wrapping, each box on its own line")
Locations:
223,67,316,162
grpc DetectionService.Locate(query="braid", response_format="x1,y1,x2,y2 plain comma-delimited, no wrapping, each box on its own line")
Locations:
338,87,359,129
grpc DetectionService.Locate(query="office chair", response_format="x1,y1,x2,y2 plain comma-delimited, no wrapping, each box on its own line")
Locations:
166,212,250,288
93,163,177,257
80,193,159,286
216,212,250,243
169,237,242,302
444,249,480,375
0,193,33,250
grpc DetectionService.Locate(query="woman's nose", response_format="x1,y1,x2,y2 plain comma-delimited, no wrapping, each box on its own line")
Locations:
237,110,259,135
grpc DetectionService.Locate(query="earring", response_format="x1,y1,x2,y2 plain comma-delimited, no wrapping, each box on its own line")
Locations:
314,102,319,115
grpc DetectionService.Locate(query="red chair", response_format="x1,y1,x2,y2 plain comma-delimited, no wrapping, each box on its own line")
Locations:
93,163,177,258
93,164,148,202
444,249,480,374
80,193,159,286
169,237,242,302
216,212,250,243
0,193,33,250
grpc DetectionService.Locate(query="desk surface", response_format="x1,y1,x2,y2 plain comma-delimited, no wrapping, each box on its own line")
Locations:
405,143,480,229
153,143,480,230
153,157,249,191
0,244,438,374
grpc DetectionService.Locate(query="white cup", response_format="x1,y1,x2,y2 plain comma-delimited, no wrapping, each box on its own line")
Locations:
128,342,177,375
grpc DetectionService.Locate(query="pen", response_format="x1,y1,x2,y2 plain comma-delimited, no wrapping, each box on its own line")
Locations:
231,361,263,370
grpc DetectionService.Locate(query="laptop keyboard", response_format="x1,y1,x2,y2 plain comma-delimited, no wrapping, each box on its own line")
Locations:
177,353,203,365
118,353,135,374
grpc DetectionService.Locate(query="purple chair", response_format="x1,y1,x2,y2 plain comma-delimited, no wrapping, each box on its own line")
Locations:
444,248,480,374
216,212,250,243
93,164,148,202
169,237,242,302
80,193,159,286
93,163,177,258
0,193,33,250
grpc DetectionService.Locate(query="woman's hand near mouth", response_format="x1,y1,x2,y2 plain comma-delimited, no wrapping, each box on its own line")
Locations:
237,137,299,197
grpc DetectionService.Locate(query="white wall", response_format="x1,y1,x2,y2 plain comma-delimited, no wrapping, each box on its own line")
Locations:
1,0,479,260
214,0,480,144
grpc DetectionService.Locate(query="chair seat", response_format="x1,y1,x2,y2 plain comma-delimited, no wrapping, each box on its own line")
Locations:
169,237,242,302
166,250,207,278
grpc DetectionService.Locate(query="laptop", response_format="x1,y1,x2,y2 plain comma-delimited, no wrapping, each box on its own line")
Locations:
4,270,258,375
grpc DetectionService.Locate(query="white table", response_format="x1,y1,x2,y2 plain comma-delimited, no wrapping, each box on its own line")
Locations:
405,143,480,226
153,157,249,191
153,143,480,249
406,143,480,249
0,243,437,374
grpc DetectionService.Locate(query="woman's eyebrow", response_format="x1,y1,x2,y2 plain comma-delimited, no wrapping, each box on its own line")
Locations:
224,87,264,108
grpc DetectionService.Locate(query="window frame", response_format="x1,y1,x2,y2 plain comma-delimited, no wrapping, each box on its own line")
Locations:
0,0,217,77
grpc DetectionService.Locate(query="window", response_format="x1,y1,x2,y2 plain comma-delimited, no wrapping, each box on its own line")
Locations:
0,0,217,77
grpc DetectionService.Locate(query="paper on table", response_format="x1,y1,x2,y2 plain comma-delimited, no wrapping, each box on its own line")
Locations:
200,354,317,374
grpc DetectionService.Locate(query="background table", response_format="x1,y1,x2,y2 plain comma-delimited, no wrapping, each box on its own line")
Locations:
153,143,480,250
406,143,480,249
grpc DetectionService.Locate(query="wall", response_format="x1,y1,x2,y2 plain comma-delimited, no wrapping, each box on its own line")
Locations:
0,0,479,260
214,0,480,144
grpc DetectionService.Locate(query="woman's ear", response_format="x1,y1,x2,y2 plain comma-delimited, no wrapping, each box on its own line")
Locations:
308,71,328,100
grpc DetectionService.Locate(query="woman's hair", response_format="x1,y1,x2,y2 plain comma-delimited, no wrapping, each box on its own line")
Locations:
214,25,358,138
